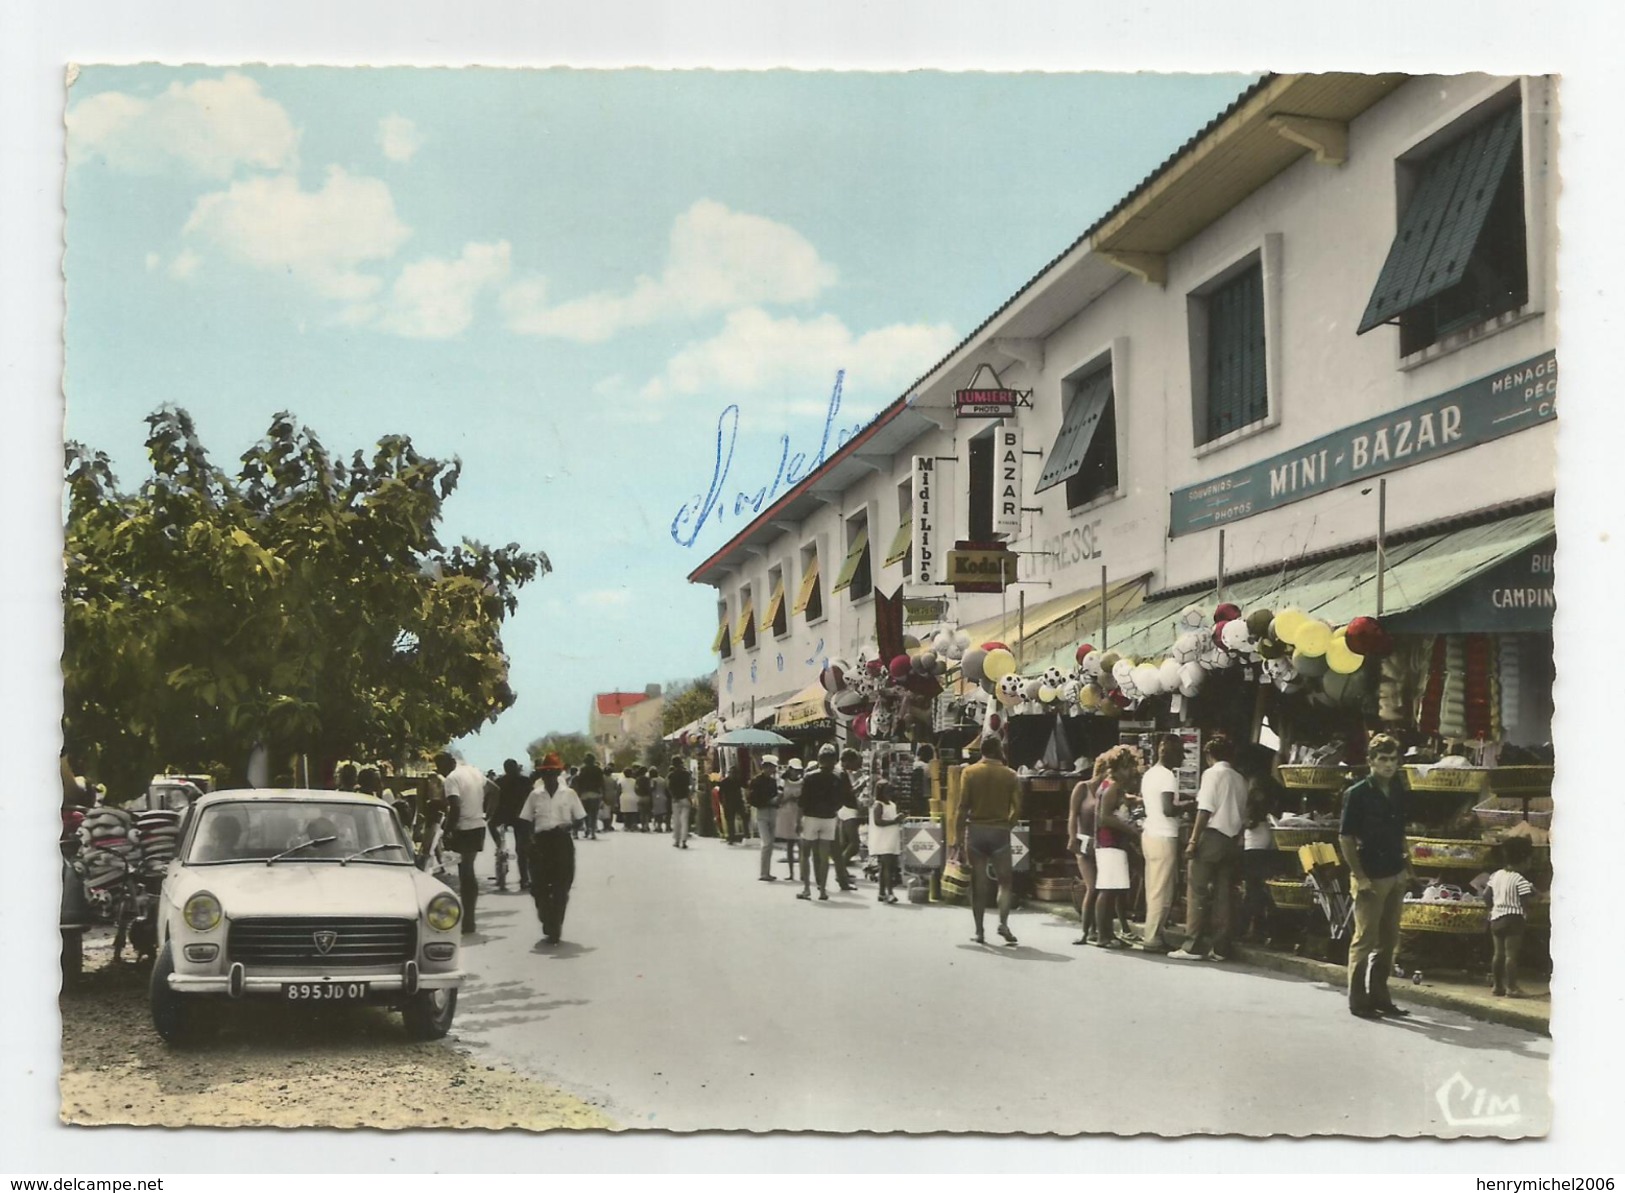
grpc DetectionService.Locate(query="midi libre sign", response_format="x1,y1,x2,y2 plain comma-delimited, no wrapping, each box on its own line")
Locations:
1168,352,1557,538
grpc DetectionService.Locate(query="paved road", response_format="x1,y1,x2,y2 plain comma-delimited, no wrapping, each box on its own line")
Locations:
452,829,1550,1136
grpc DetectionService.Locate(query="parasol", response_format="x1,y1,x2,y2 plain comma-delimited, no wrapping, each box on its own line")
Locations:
711,727,793,748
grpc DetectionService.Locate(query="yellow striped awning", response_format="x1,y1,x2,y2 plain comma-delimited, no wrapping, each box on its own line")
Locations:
883,517,912,568
830,526,870,594
732,598,755,644
761,576,786,631
792,555,821,615
710,617,728,653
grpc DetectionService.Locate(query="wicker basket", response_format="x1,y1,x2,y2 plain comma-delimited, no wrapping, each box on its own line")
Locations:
1266,878,1315,909
1407,836,1495,870
1473,796,1553,830
1404,765,1491,794
1033,877,1076,903
1279,765,1346,791
1400,900,1488,934
1489,766,1555,794
1271,825,1342,850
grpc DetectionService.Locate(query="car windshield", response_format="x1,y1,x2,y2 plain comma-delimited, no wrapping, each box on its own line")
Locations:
188,800,412,865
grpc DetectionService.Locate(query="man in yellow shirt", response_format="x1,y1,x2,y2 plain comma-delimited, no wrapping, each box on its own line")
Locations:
956,736,1023,946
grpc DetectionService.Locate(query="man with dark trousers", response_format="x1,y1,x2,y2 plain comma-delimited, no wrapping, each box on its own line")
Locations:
1339,732,1415,1019
434,751,487,936
749,755,781,881
574,754,606,838
495,758,534,891
519,752,587,946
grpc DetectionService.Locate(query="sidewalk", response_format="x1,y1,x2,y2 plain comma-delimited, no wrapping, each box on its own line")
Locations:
1029,900,1551,1035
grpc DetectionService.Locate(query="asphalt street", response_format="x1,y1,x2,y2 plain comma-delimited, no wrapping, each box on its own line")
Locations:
450,828,1551,1136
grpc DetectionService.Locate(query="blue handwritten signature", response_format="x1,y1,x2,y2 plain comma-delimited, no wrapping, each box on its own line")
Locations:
670,370,865,549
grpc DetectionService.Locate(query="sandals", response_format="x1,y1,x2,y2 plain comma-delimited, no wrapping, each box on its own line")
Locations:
819,890,830,900
997,925,1018,946
795,890,812,901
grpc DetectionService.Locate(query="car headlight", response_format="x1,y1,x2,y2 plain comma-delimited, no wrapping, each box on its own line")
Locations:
183,891,222,932
426,892,462,932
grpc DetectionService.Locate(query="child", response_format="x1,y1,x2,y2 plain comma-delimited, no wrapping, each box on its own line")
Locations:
869,779,903,903
1484,837,1537,997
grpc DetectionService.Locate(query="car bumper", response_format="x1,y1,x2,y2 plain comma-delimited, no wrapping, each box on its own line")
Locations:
168,968,463,995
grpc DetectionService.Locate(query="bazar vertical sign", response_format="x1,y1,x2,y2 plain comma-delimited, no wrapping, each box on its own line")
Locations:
1169,352,1557,537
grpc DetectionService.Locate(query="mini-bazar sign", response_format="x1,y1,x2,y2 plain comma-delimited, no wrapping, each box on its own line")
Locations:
1169,352,1557,538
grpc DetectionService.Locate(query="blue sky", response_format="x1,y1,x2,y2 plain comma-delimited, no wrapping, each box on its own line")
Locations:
64,66,1256,765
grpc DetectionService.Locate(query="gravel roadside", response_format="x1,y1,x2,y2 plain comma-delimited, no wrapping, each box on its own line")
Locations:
58,930,617,1131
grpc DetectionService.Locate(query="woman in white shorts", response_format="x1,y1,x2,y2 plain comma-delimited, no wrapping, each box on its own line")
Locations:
1091,748,1143,949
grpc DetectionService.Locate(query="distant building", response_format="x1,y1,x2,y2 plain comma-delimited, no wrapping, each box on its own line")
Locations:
589,685,665,762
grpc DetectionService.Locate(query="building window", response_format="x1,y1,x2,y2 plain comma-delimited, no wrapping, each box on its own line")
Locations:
1358,100,1526,355
1036,359,1117,509
832,512,871,601
714,600,732,660
885,478,913,577
764,565,788,637
967,431,994,541
734,583,757,652
1196,261,1268,445
793,543,823,624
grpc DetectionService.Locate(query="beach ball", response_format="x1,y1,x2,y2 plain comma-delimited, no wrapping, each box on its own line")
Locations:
983,648,1017,683
1272,608,1308,645
1295,619,1333,658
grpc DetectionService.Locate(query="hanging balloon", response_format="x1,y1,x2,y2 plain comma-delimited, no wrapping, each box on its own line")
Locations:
1078,652,1105,680
1272,608,1308,645
981,641,1009,654
997,673,1024,705
1021,676,1043,701
983,648,1017,682
915,650,937,673
1079,683,1103,710
954,630,972,654
1159,657,1182,692
902,635,921,651
1255,636,1287,660
889,655,913,683
1097,651,1121,677
961,648,989,686
865,657,886,677
1040,666,1064,689
1133,662,1162,696
1245,608,1275,639
853,711,871,743
1038,684,1058,703
1326,638,1364,676
1180,605,1207,631
1075,643,1096,664
1173,631,1204,664
933,631,954,655
1344,616,1392,657
1061,679,1081,704
1220,618,1251,652
1292,647,1329,678
1214,602,1242,624
820,660,848,693
1178,660,1205,698
1295,619,1333,657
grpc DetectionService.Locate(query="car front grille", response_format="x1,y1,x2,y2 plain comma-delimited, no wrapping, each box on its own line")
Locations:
227,916,417,967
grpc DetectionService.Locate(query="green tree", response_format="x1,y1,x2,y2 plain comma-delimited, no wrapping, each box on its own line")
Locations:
660,675,718,737
526,731,595,768
64,408,549,799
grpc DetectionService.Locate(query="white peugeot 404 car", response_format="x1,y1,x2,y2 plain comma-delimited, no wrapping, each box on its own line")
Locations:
150,789,464,1044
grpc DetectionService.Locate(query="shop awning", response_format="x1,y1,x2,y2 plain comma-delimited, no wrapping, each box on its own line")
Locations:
709,617,728,653
830,526,870,594
791,554,821,615
951,575,1148,683
883,517,913,567
1035,368,1113,493
1028,587,1201,672
732,598,755,644
774,681,831,729
1357,104,1522,334
760,576,786,632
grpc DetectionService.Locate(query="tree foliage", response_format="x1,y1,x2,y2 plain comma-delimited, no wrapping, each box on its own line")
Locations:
525,731,595,769
64,408,550,798
660,675,718,736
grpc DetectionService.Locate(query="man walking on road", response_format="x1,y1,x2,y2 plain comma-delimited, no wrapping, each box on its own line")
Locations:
795,743,850,901
434,751,488,936
519,752,587,946
834,748,865,890
750,755,781,881
668,758,695,848
574,755,605,838
1339,733,1415,1019
955,735,1023,945
1171,733,1248,962
495,758,534,891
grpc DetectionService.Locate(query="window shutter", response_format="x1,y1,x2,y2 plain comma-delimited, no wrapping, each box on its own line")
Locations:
1206,264,1267,442
791,556,821,615
1036,368,1113,494
830,526,870,594
883,517,913,568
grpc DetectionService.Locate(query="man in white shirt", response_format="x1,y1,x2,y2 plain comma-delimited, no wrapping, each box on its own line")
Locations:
435,751,488,936
1170,733,1249,961
1136,733,1187,953
518,751,588,945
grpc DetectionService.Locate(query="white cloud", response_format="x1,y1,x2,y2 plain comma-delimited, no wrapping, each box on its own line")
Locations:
68,72,299,179
638,307,957,407
376,241,512,339
183,166,411,303
502,199,837,342
378,114,422,163
167,250,201,281
576,589,633,608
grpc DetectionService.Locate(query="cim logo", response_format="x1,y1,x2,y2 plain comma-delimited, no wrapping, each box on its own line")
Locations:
1435,1072,1521,1128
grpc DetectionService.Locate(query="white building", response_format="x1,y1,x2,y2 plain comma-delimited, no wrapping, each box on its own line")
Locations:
689,72,1556,743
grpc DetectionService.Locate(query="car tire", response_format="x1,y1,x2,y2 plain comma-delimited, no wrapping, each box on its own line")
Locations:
149,943,203,1046
61,929,83,985
402,987,457,1040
